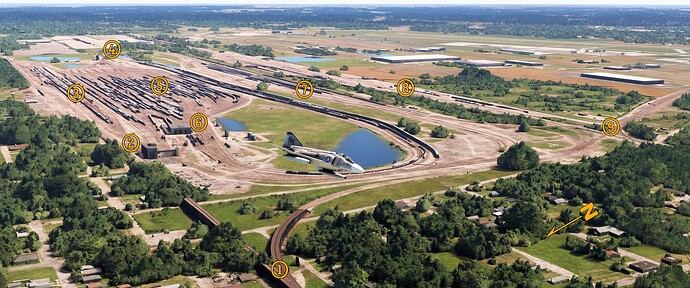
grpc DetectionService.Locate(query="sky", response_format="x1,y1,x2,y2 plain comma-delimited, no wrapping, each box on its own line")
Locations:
0,0,689,6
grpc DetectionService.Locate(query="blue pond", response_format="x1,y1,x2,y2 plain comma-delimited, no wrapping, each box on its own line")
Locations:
218,118,247,131
334,129,402,169
29,56,81,61
276,56,335,63
63,64,81,69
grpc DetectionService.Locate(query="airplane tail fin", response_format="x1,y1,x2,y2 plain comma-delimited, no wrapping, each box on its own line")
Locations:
283,132,304,148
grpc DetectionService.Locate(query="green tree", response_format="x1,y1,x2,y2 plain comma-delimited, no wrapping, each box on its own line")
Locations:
232,60,242,68
518,120,531,132
340,65,349,71
333,262,368,288
0,267,7,288
200,222,256,272
431,125,449,138
308,66,321,72
90,139,127,168
256,81,269,91
497,141,540,170
50,57,60,63
405,122,421,135
416,198,431,212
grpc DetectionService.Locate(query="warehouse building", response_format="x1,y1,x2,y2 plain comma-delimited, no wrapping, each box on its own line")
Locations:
163,122,193,135
634,63,661,69
603,66,632,71
370,54,460,63
454,60,505,67
500,49,535,55
504,60,544,67
412,47,446,52
581,72,664,85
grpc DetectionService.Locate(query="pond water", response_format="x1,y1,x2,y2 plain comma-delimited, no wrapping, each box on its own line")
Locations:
334,129,402,169
63,64,81,69
275,56,335,63
29,56,81,61
218,118,247,131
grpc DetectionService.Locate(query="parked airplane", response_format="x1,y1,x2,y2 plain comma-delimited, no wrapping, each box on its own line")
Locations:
281,132,365,179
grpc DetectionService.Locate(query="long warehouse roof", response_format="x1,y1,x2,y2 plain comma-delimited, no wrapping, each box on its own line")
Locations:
371,54,460,61
581,72,663,82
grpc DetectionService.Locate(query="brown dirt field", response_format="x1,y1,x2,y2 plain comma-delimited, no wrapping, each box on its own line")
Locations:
487,67,678,97
13,42,75,56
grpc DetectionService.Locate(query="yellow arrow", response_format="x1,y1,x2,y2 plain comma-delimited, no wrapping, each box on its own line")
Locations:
546,215,582,238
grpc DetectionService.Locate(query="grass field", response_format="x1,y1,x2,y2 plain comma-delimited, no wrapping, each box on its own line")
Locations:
623,243,690,262
242,233,269,252
600,138,623,152
521,234,629,283
134,275,196,288
133,208,193,234
42,222,62,235
303,269,329,288
8,267,58,282
203,184,362,231
75,142,97,165
527,128,558,138
224,98,359,150
312,169,516,215
432,252,466,270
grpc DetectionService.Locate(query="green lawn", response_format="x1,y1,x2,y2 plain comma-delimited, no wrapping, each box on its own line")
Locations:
224,99,359,150
521,234,629,283
527,128,558,138
432,252,466,270
42,222,62,235
134,275,196,288
478,251,533,269
303,58,381,69
75,142,98,165
8,267,58,282
600,138,623,152
624,244,690,263
312,169,515,215
202,184,362,231
133,208,193,234
242,233,269,252
303,269,329,288
537,126,579,137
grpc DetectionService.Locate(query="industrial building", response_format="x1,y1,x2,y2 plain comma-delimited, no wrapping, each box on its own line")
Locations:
454,60,505,67
628,261,659,273
370,54,460,63
499,49,535,55
412,47,446,52
163,121,193,135
141,144,159,159
504,60,544,67
603,66,632,71
581,72,664,85
634,63,661,69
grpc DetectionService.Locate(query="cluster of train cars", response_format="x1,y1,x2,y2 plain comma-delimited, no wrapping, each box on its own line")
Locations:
31,64,240,129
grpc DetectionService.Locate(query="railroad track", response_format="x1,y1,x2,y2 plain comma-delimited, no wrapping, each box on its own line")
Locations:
268,208,311,288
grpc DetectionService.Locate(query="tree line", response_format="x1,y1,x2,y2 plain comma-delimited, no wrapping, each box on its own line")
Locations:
0,59,29,89
224,43,274,57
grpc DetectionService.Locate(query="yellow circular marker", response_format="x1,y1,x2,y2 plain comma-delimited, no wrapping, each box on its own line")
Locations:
103,40,121,59
270,260,289,279
190,113,209,132
150,76,169,95
67,84,85,103
396,78,415,97
602,117,621,136
121,133,141,153
295,80,314,99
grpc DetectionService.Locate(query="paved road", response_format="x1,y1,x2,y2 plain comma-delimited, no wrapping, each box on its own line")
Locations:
0,146,12,163
9,221,75,288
